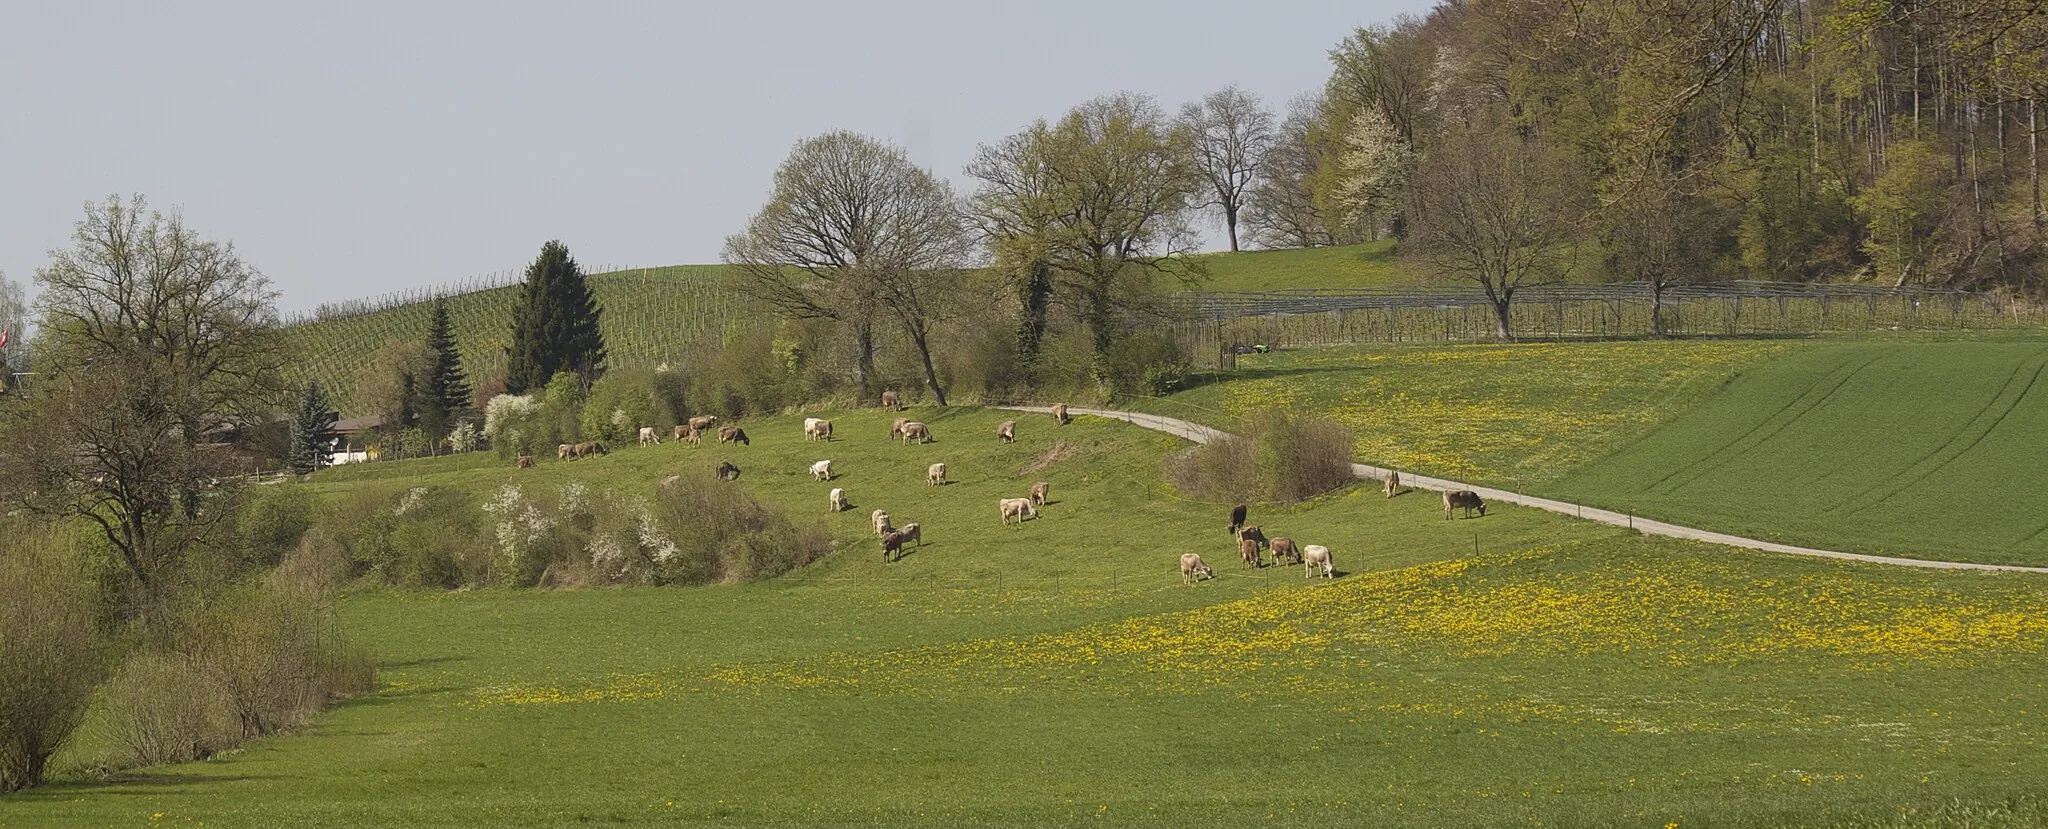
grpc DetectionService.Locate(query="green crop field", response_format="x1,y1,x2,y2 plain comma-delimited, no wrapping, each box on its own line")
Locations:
8,408,2048,827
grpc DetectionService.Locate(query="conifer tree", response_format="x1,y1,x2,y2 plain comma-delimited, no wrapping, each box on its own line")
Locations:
505,241,605,394
288,379,338,474
420,297,470,437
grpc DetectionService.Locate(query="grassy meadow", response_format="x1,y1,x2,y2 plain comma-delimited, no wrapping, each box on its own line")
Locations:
6,408,2048,827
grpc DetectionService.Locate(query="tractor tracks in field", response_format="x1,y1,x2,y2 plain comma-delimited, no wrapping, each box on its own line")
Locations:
998,405,2048,576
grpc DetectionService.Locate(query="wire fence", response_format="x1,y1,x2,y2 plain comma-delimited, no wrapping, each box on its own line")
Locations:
1169,281,2042,367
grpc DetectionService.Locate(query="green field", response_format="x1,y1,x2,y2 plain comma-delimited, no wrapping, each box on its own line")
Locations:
1185,241,1403,292
8,408,2048,827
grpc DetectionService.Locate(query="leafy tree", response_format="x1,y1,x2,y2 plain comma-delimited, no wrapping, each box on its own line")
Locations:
287,379,338,474
1854,140,1958,286
1178,86,1276,251
357,339,432,435
420,297,470,439
1335,107,1416,239
505,241,605,394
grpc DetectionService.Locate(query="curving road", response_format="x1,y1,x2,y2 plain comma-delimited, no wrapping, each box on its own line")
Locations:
999,405,2048,576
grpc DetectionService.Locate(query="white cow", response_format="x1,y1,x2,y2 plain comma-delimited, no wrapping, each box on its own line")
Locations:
1302,544,1334,579
637,426,660,447
804,417,833,441
1180,553,1214,584
871,509,892,537
810,459,833,481
999,498,1037,524
927,462,947,486
828,488,847,513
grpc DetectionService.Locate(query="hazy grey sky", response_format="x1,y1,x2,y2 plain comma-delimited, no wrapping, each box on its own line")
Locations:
1,1,1431,312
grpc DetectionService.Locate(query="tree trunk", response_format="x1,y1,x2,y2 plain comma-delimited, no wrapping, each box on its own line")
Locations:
910,330,947,408
854,320,876,403
1491,297,1514,342
1225,206,1241,252
2033,98,2043,249
1650,282,1667,338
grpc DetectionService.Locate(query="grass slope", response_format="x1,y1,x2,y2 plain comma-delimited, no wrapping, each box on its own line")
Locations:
6,410,2048,827
1553,340,2048,566
1187,241,1402,292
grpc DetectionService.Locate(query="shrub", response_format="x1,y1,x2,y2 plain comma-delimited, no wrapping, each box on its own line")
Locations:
1100,329,1191,399
98,650,232,767
1166,411,1356,504
0,531,108,792
583,368,665,445
235,484,315,568
649,471,832,584
483,393,542,459
448,419,479,453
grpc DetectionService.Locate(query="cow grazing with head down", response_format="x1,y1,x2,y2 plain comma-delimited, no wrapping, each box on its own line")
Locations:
881,390,901,411
638,427,660,447
558,444,574,462
574,442,608,458
715,461,741,481
1029,481,1049,505
1269,536,1300,565
900,422,931,444
996,420,1016,443
1302,545,1334,579
810,459,834,481
999,498,1037,524
804,418,833,441
719,426,749,446
828,488,847,513
927,462,947,486
515,455,534,469
1443,490,1486,520
1180,553,1214,584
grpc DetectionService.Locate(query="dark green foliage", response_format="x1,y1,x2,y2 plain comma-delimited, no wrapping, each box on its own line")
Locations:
420,298,471,438
505,241,606,394
287,380,337,475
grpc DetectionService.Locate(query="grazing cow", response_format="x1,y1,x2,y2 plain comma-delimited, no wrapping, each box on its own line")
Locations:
1270,536,1301,566
881,390,901,411
1228,503,1248,536
1180,553,1214,584
999,498,1037,524
829,488,847,513
871,509,892,537
689,415,718,432
890,417,910,441
810,459,834,481
1029,481,1049,505
881,530,907,563
638,426,660,447
558,443,574,462
900,422,931,444
1237,525,1269,552
673,424,690,442
927,462,947,486
1443,490,1486,520
515,455,534,469
1302,544,1334,579
1239,536,1264,569
574,442,608,458
804,418,833,441
894,522,922,547
683,427,703,447
1384,471,1401,498
715,461,741,481
996,420,1016,443
719,426,749,445
1051,403,1070,425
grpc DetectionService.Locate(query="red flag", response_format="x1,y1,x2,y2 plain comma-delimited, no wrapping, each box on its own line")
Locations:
0,327,9,349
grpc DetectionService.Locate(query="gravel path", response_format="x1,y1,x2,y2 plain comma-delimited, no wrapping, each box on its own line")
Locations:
1000,405,2048,576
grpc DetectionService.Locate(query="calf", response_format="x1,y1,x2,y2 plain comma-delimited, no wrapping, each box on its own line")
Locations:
638,426,660,447
999,498,1037,524
927,462,947,486
1029,481,1049,505
515,455,534,469
1051,403,1070,425
1239,536,1264,569
810,459,834,481
871,509,892,537
1180,553,1214,584
1443,490,1486,520
1269,536,1301,566
900,422,932,444
1302,544,1334,579
719,426,749,446
1228,503,1248,536
828,487,847,513
996,420,1016,443
715,461,741,481
881,390,901,411
682,427,702,447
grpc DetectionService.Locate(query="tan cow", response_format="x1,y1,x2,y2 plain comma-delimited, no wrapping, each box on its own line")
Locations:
689,415,718,432
927,462,947,486
1051,403,1069,424
638,426,660,447
996,420,1016,443
894,522,922,547
515,455,534,469
900,422,931,444
1384,471,1401,498
829,488,847,513
1269,536,1301,566
1239,537,1264,569
890,417,910,441
999,498,1037,524
1443,490,1486,520
718,426,749,445
1302,544,1334,579
557,443,574,461
881,390,901,411
810,459,834,481
1029,481,1049,505
673,424,691,442
1180,553,1214,584
871,509,892,537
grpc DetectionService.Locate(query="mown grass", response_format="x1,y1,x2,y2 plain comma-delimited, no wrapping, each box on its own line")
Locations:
1186,241,1403,292
1553,340,2048,566
7,409,2048,827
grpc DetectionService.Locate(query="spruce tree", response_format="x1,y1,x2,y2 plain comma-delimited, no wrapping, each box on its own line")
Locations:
505,240,606,394
287,379,338,474
421,297,470,437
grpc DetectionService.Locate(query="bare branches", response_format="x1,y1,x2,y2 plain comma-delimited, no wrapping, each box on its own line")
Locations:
1178,86,1276,251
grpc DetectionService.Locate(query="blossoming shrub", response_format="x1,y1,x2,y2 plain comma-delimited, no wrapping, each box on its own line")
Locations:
1166,411,1355,504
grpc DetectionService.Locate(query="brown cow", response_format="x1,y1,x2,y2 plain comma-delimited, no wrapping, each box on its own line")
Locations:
881,530,907,563
1239,536,1264,569
718,426,749,446
881,390,902,411
1444,490,1486,520
996,420,1016,443
715,461,741,481
1269,536,1300,566
1051,403,1070,424
683,427,702,447
673,424,691,442
1237,525,1269,552
1029,481,1049,505
894,522,922,547
515,455,534,469
558,443,574,461
574,442,608,458
1228,503,1248,536
689,415,718,432
900,422,931,444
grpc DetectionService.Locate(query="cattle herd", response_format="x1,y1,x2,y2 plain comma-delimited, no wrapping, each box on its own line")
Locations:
518,397,1490,584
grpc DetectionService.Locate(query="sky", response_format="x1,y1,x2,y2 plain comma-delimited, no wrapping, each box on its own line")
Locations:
0,1,1433,313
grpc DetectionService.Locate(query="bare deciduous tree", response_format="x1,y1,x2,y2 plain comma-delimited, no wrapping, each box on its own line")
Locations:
1409,129,1590,341
1178,86,1276,252
723,132,972,405
0,195,283,602
1245,94,1338,249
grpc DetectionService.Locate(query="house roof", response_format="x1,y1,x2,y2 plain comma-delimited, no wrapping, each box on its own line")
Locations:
333,415,384,433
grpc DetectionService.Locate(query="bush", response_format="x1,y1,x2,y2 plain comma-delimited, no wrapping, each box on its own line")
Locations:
235,485,315,568
583,368,666,445
1100,329,1191,399
483,393,543,459
1166,411,1356,504
98,650,232,767
0,531,108,792
649,471,832,584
